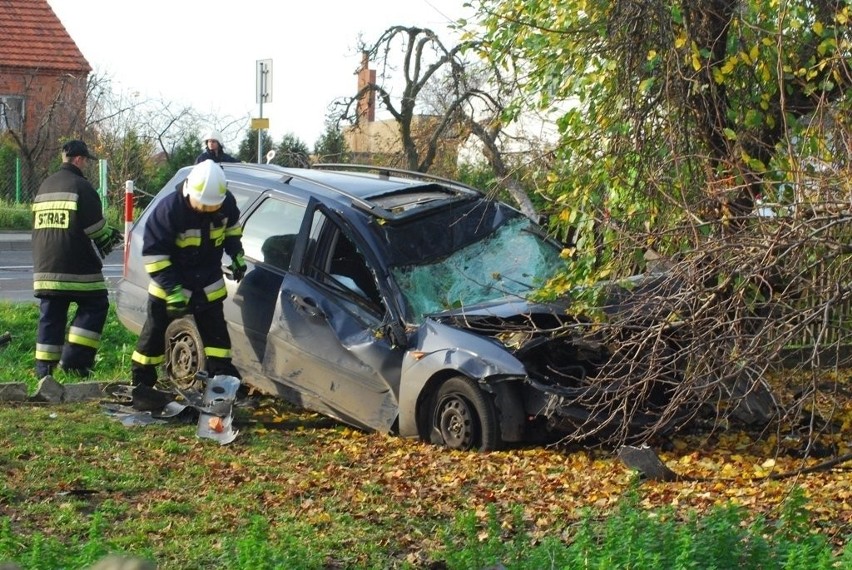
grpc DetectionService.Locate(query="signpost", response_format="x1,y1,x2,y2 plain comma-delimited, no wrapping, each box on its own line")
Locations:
255,59,273,164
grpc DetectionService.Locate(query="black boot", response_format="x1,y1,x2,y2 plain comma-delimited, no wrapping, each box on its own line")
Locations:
35,361,56,380
131,365,158,388
131,384,175,412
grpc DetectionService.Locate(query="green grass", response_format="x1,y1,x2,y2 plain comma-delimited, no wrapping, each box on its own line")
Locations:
1,300,850,568
439,492,851,570
0,400,848,570
0,301,136,387
0,200,31,230
0,421,848,570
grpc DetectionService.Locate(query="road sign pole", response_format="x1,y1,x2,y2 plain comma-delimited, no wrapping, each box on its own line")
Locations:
255,59,273,164
257,60,264,163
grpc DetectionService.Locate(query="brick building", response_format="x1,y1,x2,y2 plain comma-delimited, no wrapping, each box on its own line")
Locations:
0,0,91,165
344,51,459,170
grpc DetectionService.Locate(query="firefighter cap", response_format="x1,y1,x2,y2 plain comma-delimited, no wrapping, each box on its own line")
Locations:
62,140,98,160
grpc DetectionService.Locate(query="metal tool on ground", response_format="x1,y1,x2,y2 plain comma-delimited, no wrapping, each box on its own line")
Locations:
100,375,242,444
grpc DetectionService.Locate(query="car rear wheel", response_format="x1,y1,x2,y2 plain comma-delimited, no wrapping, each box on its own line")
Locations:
164,316,206,391
431,376,500,451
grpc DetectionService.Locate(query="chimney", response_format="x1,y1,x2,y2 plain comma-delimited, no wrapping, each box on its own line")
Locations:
357,51,376,123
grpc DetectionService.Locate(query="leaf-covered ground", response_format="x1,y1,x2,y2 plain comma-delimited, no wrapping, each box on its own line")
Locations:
248,396,852,549
1,374,849,568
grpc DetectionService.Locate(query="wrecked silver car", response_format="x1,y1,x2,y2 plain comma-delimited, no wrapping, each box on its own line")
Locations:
116,163,675,451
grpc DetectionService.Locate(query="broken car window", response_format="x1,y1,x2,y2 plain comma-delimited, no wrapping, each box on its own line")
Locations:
392,217,565,322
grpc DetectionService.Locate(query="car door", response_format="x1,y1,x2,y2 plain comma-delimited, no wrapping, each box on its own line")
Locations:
261,202,404,432
224,194,307,374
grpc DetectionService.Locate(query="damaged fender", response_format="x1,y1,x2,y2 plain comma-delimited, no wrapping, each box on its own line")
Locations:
397,319,527,439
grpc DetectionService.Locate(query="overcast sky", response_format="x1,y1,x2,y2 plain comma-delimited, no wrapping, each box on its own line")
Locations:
46,0,471,149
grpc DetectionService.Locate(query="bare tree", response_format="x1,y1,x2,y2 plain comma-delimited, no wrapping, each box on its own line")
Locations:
434,61,542,219
333,26,546,218
2,70,243,204
334,26,473,172
88,75,246,200
3,71,91,200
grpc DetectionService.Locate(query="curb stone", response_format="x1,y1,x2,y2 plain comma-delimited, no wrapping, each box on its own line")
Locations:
0,383,28,402
0,240,31,252
0,231,32,252
32,375,64,403
0,380,118,404
64,382,112,402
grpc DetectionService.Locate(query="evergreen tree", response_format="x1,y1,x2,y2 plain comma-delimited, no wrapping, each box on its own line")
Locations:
314,122,350,164
237,129,275,163
272,133,311,168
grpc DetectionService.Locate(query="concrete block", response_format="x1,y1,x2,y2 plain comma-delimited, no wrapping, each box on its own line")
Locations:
0,383,28,402
63,382,107,402
32,375,64,403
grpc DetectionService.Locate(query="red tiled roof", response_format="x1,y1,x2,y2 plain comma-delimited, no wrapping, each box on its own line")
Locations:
0,0,91,73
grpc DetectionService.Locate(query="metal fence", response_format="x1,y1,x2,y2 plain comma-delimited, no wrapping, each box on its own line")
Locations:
777,258,852,366
1,157,136,214
0,156,39,204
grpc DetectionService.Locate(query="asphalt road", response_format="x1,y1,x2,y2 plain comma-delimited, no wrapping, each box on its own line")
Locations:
0,234,125,302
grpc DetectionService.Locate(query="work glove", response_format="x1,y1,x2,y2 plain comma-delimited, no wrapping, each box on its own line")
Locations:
228,251,247,282
94,226,123,259
165,286,189,319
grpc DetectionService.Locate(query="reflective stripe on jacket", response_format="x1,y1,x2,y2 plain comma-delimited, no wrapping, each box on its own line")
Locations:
142,186,243,303
32,164,107,298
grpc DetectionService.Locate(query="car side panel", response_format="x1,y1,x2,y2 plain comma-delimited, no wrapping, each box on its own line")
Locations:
222,262,266,375
115,193,163,334
262,273,402,433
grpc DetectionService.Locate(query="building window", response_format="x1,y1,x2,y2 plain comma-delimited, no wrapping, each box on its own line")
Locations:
0,96,25,132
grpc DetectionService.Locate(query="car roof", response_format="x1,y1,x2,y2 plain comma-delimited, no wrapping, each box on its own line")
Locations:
217,162,484,223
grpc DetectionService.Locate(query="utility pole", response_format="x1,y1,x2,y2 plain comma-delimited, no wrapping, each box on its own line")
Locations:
254,59,272,163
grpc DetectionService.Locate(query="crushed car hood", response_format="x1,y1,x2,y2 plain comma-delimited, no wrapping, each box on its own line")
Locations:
425,296,594,358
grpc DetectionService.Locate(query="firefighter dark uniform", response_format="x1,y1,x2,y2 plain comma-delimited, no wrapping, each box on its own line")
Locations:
131,159,245,387
32,140,122,378
195,147,238,164
195,129,238,164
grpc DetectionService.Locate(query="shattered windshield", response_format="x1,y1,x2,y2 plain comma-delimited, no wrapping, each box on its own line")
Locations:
392,217,566,322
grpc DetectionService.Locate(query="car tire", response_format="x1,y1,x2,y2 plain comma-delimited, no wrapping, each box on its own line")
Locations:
431,376,501,451
164,316,206,391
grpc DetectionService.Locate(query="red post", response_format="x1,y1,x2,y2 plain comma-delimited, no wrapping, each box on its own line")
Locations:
124,180,134,275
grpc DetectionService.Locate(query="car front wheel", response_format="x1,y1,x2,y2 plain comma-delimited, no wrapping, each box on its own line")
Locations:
430,376,500,451
164,316,206,391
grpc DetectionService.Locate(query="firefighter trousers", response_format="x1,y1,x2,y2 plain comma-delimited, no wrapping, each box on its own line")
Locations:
35,294,109,378
131,298,240,387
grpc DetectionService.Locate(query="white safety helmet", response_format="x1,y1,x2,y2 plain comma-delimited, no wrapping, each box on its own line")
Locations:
201,130,223,148
183,159,228,206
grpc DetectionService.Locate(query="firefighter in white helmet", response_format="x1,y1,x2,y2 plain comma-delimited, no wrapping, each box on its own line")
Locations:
130,159,246,387
196,129,238,164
